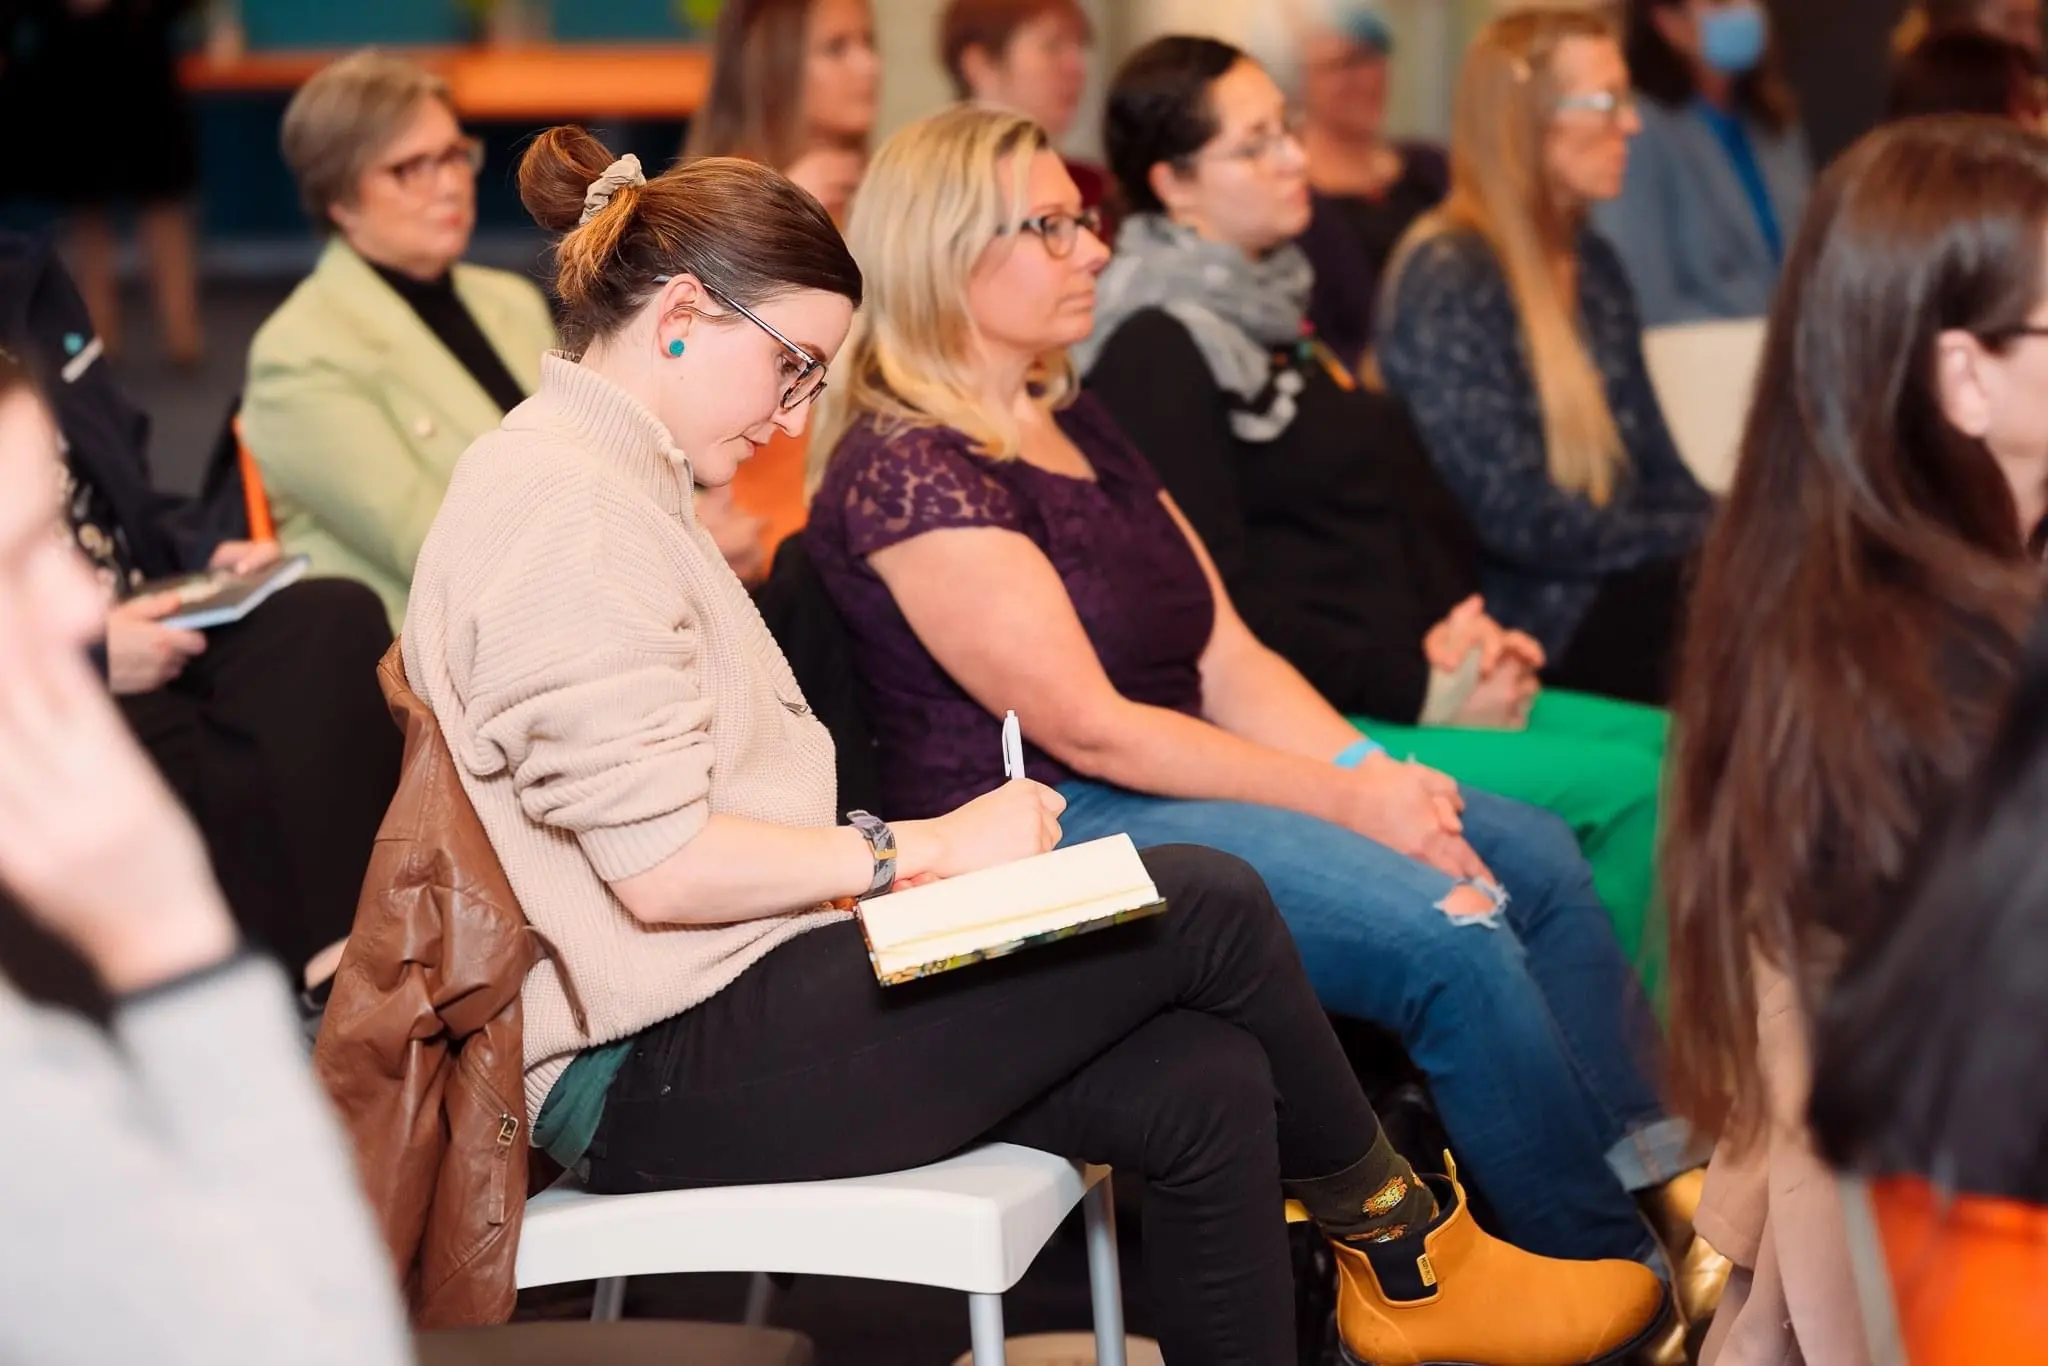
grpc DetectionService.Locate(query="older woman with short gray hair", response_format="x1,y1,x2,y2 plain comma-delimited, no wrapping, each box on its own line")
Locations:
240,50,559,631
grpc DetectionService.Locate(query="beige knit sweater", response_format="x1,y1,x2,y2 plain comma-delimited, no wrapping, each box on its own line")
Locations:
405,354,845,1121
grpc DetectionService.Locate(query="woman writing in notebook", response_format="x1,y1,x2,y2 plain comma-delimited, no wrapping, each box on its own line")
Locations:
396,127,1667,1366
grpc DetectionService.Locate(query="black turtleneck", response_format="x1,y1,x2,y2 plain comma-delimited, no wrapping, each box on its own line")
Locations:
369,261,528,415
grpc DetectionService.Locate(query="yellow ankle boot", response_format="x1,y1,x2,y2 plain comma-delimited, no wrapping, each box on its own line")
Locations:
1328,1158,1671,1366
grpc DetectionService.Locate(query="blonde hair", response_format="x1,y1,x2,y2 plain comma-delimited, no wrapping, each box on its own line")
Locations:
281,49,452,229
1388,8,1627,505
809,104,1072,488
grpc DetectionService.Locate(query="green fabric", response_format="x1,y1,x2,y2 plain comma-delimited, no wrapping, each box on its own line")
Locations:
1354,689,1669,994
241,237,560,631
532,1038,634,1169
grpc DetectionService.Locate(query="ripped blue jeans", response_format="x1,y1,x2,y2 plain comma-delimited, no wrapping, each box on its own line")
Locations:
1057,780,1696,1265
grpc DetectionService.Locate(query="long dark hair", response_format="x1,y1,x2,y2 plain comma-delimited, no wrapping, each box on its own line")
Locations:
1662,116,2048,1147
1625,0,1797,132
1811,601,2048,1201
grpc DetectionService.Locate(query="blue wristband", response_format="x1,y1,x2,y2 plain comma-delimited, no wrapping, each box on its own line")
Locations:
1333,738,1384,770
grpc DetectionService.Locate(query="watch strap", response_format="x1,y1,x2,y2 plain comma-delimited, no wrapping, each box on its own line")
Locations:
846,809,898,900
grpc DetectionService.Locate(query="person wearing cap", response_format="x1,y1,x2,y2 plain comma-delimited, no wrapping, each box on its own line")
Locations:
242,50,559,632
1247,0,1448,369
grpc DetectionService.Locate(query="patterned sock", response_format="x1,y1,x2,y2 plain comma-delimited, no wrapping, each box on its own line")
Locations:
1286,1130,1439,1244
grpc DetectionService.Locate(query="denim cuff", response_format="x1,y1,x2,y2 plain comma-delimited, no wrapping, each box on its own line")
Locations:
1605,1116,1711,1191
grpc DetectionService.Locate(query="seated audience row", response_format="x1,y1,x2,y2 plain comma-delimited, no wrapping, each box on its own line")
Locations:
390,122,1672,1366
807,88,1708,1349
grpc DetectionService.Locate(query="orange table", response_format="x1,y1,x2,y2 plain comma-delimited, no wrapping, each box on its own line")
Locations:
180,44,711,120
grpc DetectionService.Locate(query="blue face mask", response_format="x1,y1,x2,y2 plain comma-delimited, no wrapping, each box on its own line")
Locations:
1698,2,1769,76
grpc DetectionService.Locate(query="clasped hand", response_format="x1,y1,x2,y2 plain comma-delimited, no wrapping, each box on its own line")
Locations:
1425,595,1545,730
1340,749,1494,885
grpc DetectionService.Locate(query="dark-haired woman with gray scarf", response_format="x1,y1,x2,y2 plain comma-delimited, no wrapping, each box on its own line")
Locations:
1079,41,1680,992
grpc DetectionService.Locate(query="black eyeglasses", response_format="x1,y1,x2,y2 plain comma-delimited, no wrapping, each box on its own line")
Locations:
654,275,828,410
1000,206,1104,260
1990,324,2048,344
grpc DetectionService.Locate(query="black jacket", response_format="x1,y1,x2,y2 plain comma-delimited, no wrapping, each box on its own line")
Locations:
0,231,240,580
1085,307,1481,724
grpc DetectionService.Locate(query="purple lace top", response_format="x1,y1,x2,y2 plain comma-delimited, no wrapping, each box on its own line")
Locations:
805,395,1216,819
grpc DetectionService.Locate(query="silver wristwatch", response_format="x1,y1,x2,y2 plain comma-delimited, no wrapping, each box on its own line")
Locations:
846,810,897,900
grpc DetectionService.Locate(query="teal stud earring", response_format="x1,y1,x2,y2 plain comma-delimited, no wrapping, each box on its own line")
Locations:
667,339,686,357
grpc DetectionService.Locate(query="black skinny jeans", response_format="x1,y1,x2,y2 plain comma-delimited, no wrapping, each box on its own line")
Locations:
587,844,1383,1365
118,578,401,972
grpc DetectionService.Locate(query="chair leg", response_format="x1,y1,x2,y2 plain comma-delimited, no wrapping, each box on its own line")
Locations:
967,1292,1008,1366
1083,1177,1128,1366
742,1271,776,1326
590,1276,627,1322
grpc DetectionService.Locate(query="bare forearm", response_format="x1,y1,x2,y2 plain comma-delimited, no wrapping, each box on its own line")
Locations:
1046,698,1353,824
611,813,949,925
1201,637,1367,760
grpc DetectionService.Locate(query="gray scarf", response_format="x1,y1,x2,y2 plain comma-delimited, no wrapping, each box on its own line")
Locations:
1072,213,1316,442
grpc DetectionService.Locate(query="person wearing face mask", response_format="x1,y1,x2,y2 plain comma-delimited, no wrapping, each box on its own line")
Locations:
400,121,1671,1366
686,0,883,579
1379,10,1715,707
806,96,1721,1364
1248,0,1449,369
1591,0,1812,328
939,0,1116,231
1661,115,2048,1366
242,52,558,634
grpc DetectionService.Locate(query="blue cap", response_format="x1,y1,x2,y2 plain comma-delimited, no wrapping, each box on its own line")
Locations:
1344,7,1395,54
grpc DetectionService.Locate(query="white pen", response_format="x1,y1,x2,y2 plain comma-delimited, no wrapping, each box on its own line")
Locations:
1001,709,1024,780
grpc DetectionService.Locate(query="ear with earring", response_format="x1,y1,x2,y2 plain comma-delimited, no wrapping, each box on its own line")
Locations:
667,339,686,357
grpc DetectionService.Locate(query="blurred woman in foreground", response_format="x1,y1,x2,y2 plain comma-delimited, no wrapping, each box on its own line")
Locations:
1663,116,2048,1366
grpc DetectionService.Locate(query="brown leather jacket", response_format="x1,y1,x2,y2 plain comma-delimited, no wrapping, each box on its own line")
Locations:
314,642,568,1327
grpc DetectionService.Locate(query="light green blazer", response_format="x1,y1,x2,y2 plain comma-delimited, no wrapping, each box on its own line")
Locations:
242,238,557,630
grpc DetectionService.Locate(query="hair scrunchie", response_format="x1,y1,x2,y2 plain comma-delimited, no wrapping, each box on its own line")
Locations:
579,154,647,226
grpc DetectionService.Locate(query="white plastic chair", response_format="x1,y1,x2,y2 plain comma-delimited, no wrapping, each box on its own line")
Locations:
1642,317,1769,494
517,1143,1128,1366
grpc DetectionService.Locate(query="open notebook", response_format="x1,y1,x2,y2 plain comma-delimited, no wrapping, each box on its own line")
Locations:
858,834,1165,986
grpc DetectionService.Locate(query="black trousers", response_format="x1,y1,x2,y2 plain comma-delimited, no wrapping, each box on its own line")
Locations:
589,845,1383,1366
117,578,401,974
1545,556,1693,707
